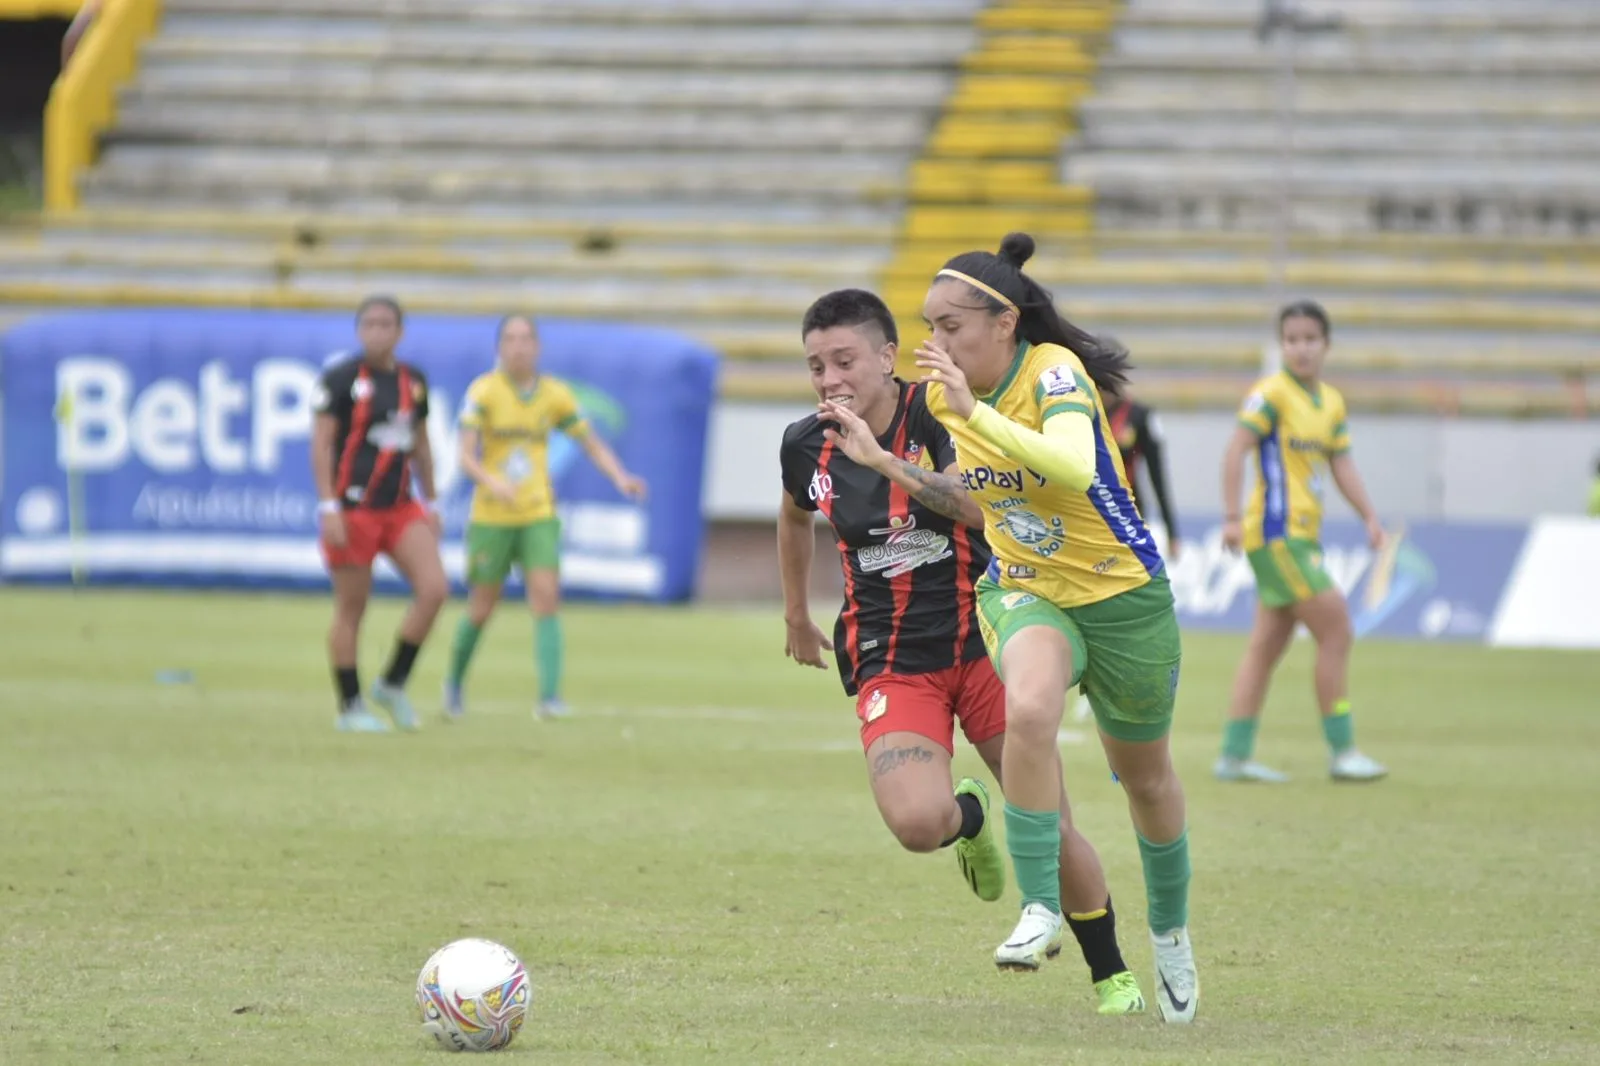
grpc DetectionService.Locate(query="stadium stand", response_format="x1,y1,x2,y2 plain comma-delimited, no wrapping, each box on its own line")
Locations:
0,0,1595,415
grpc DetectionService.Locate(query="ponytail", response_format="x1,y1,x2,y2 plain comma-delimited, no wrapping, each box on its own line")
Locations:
936,232,1131,395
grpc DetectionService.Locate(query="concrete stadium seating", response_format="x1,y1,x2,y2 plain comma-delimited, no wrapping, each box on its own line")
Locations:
0,0,1594,415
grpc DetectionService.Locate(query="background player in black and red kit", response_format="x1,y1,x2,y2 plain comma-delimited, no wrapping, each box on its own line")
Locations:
776,290,1144,1016
1104,385,1181,561
311,296,448,732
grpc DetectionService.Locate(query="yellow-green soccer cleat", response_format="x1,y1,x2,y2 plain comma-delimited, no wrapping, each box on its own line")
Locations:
1094,971,1146,1015
952,778,1006,902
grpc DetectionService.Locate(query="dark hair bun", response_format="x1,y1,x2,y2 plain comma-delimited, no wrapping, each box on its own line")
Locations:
998,232,1036,269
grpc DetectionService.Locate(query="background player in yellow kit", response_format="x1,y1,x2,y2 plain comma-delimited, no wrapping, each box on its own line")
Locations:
918,233,1197,1024
1217,300,1387,783
445,315,646,720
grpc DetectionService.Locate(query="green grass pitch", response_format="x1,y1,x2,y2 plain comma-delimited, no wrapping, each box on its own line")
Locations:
1,588,1597,1065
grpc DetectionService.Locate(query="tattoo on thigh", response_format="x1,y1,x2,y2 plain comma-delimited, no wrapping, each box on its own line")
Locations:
870,745,935,779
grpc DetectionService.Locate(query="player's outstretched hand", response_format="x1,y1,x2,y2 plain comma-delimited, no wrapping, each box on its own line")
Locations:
616,472,648,501
819,400,889,472
320,510,348,549
914,341,975,419
784,615,833,670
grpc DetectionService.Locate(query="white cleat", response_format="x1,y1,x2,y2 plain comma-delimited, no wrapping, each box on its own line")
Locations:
536,699,572,721
994,902,1064,972
1213,755,1291,783
1330,749,1387,782
1151,927,1199,1024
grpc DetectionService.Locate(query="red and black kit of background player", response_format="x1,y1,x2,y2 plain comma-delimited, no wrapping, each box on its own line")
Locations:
1103,387,1182,559
311,296,447,727
780,390,992,717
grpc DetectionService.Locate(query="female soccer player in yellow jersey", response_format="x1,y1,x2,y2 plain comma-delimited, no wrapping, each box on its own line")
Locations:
1217,301,1387,784
917,233,1197,1024
444,315,646,720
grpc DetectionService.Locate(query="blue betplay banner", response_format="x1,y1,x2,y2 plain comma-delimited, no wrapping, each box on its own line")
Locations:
1166,518,1528,642
0,309,719,601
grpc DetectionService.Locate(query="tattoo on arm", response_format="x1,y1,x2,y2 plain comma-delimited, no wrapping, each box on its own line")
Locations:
888,460,982,528
870,744,937,779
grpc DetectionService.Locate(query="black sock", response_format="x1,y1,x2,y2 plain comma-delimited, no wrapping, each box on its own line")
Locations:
384,640,420,687
1066,896,1129,984
334,667,361,710
940,790,986,848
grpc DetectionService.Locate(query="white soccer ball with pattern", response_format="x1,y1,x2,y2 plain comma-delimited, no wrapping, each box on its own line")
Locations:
415,938,531,1052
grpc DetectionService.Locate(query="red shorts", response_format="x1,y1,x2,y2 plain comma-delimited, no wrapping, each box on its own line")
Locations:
321,500,428,570
854,658,1007,754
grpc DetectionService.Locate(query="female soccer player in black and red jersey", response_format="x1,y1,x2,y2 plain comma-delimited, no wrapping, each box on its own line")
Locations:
310,296,448,732
775,289,1146,1016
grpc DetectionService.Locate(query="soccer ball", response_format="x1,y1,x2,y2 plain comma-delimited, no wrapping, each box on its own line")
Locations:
415,938,531,1052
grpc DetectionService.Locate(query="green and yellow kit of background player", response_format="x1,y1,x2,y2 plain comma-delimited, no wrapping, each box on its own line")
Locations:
1237,371,1350,608
459,370,589,583
925,341,1180,744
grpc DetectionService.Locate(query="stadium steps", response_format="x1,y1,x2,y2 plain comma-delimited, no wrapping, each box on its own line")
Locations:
881,0,1118,378
1074,1,1600,237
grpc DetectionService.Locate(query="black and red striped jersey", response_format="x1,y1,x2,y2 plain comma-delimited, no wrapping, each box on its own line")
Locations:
780,381,991,696
1106,397,1180,541
312,356,431,511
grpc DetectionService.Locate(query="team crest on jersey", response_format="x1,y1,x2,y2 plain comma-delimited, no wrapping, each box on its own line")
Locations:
905,440,935,471
858,515,951,579
351,376,374,402
1039,365,1080,397
864,689,888,723
999,509,1067,559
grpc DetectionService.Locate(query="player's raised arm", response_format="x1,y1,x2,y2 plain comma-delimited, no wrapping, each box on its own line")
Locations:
916,342,1097,493
818,396,983,529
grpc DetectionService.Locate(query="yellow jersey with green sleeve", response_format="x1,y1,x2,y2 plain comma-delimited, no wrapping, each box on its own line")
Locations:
459,371,589,525
925,341,1165,609
1237,371,1350,551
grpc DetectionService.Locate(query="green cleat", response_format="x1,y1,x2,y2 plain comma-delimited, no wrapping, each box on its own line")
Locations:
1094,971,1146,1015
952,778,1006,903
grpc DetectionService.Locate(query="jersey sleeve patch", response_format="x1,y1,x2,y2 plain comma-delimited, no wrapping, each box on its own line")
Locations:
1035,364,1082,400
1238,389,1277,435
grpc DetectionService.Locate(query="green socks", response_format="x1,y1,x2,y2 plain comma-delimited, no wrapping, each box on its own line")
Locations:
1004,802,1062,913
448,618,483,686
1137,830,1191,935
536,614,563,702
1220,717,1258,761
1322,699,1354,754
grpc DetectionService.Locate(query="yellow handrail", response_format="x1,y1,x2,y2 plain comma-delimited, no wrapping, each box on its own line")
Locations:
43,0,163,212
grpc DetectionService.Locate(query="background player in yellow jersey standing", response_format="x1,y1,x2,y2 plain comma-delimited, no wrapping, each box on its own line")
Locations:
444,315,646,720
918,233,1198,1024
1218,301,1387,783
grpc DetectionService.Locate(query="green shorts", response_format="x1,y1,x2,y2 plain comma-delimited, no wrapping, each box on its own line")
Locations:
975,574,1182,743
465,519,560,586
1247,537,1335,608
